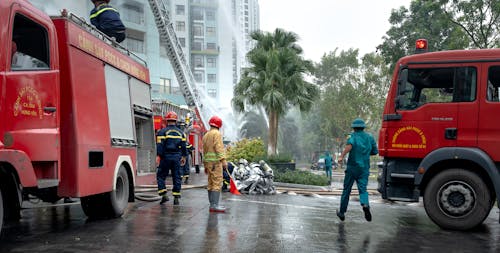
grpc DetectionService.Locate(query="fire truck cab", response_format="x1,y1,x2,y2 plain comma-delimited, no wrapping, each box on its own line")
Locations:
0,0,156,233
378,39,500,230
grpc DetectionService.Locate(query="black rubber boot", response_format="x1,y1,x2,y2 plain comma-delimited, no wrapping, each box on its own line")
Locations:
160,195,169,204
174,196,180,205
184,177,189,184
362,205,372,222
336,210,345,221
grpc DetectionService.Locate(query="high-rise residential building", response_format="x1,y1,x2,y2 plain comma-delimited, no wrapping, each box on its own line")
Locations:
28,0,259,110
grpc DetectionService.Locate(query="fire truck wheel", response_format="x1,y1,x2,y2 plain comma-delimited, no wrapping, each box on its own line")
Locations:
81,165,130,219
108,165,130,217
424,168,491,230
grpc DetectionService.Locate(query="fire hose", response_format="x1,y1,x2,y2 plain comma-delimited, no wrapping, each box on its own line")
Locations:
134,184,207,202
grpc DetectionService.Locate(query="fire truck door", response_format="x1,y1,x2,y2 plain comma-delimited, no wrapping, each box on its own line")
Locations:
391,67,458,157
5,12,59,162
478,64,500,161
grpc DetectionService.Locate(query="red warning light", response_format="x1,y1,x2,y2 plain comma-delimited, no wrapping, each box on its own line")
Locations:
415,39,428,53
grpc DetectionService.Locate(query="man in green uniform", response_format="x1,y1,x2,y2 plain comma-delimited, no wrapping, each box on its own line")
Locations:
337,118,378,222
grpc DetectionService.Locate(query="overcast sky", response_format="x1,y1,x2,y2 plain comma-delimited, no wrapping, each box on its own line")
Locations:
258,0,412,63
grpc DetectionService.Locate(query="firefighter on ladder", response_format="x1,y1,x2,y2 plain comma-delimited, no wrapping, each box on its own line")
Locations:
156,111,187,205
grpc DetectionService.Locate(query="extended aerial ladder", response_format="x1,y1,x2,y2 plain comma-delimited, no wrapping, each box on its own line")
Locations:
147,0,214,130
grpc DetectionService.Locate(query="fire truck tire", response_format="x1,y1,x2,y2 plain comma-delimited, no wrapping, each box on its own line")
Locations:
0,187,3,233
423,168,491,230
108,165,130,217
81,165,130,219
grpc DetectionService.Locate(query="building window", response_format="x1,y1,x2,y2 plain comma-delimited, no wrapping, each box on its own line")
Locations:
176,21,185,32
192,40,202,51
160,38,167,56
179,37,186,47
207,73,216,83
123,4,144,25
193,55,204,68
194,71,204,82
207,88,217,98
206,10,215,21
175,5,185,15
206,27,216,36
206,42,216,50
159,78,171,93
193,25,203,36
207,57,216,68
192,9,203,20
126,33,145,53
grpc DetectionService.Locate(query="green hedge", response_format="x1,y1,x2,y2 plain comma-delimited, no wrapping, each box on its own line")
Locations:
226,138,266,163
274,170,329,186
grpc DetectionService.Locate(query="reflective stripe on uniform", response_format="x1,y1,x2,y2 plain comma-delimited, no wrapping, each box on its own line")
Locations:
156,136,166,143
166,130,186,141
90,7,119,19
172,192,181,196
158,189,167,195
204,152,224,162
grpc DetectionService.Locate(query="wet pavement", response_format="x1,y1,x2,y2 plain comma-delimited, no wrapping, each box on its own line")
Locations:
1,171,500,253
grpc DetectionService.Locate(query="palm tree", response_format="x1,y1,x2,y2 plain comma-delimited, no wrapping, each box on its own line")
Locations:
232,28,319,155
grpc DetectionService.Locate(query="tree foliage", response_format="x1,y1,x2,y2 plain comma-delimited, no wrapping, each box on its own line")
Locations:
296,49,389,160
378,0,500,69
440,0,500,49
232,28,320,156
377,0,469,69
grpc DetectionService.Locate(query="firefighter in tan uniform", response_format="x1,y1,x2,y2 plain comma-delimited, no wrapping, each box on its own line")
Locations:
202,115,227,212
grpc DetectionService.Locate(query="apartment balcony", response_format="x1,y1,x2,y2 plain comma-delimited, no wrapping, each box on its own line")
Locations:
190,46,219,55
189,0,218,8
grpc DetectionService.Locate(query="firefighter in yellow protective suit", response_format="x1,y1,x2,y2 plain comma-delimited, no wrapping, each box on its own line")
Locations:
202,115,227,212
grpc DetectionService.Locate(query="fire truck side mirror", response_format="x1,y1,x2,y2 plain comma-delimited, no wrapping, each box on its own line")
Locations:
397,68,409,95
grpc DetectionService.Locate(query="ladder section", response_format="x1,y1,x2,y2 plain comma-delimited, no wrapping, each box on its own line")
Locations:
147,0,209,128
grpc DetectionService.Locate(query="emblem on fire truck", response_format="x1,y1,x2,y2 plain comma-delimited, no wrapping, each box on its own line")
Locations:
391,126,426,149
13,86,43,119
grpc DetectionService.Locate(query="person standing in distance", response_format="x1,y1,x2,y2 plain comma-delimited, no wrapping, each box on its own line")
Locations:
202,116,227,212
90,0,126,43
324,151,333,183
337,118,378,222
156,111,187,205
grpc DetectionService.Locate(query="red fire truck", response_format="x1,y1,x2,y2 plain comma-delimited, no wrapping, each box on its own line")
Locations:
378,39,500,230
0,0,157,233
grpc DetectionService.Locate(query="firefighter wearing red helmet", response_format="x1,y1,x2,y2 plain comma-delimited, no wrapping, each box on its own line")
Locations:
90,0,126,43
156,111,187,205
202,115,227,212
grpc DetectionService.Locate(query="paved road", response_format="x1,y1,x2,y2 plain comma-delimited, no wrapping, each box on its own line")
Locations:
1,172,499,253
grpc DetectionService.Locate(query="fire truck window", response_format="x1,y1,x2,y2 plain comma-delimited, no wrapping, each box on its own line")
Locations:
399,67,476,110
487,66,500,102
11,14,49,71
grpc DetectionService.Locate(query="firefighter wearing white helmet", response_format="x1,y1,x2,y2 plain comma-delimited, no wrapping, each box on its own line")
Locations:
202,115,227,212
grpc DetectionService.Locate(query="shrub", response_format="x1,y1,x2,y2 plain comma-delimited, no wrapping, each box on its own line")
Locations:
274,170,329,186
266,153,293,163
226,138,266,163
